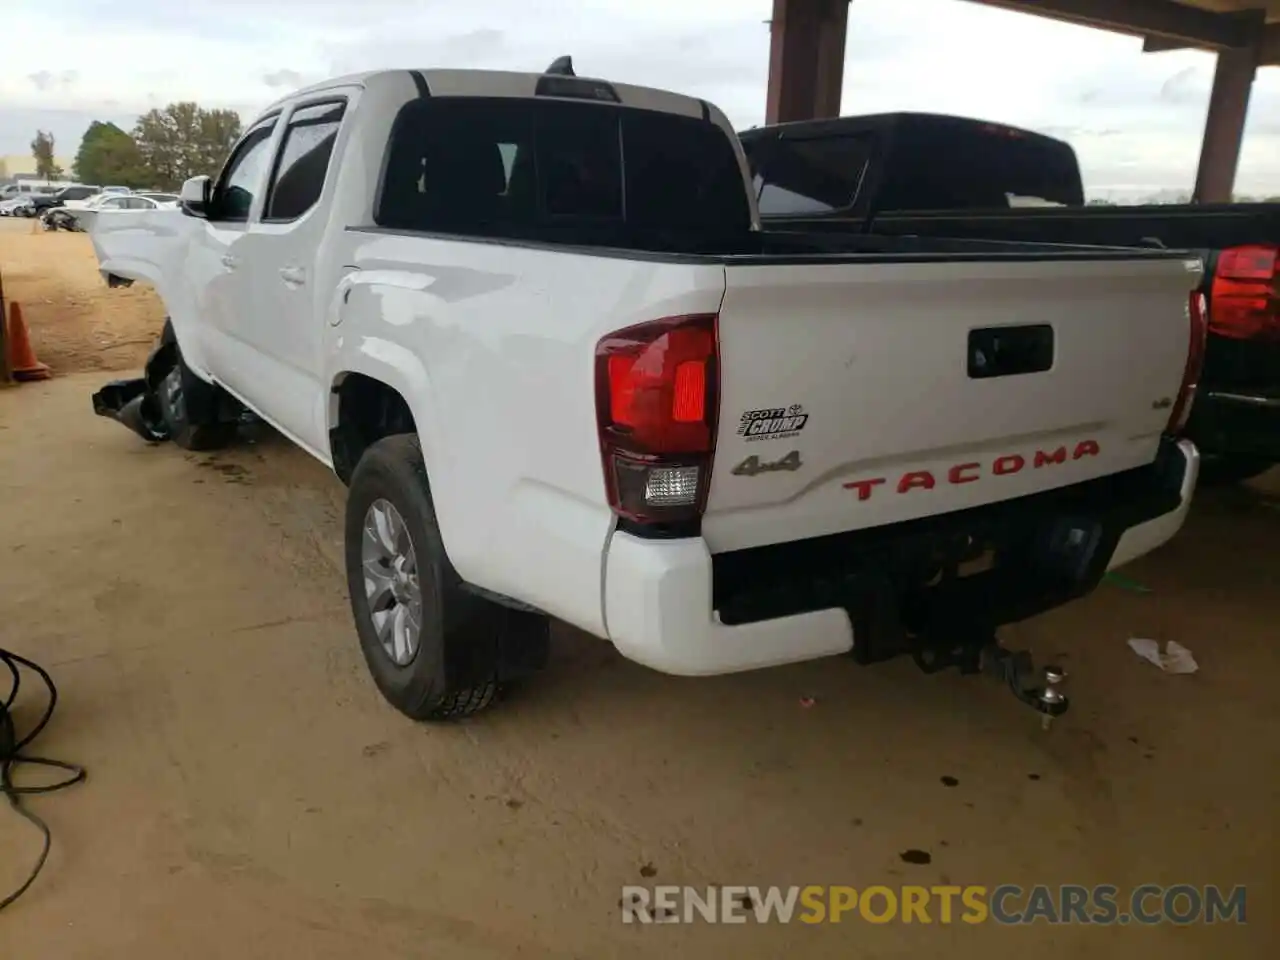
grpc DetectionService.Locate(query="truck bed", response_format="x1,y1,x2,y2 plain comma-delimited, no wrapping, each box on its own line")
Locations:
354,216,1205,264
784,203,1280,253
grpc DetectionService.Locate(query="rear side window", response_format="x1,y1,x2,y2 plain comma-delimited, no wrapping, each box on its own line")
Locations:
375,97,751,251
747,135,872,216
265,101,346,221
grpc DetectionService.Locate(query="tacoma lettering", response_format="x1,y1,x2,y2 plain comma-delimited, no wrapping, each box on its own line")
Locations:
844,441,1100,501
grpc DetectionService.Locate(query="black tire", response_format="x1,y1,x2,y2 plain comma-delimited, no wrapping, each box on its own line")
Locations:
156,357,236,451
345,434,534,721
1198,454,1275,487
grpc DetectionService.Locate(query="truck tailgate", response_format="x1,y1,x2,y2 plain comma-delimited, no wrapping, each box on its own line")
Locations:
704,254,1202,554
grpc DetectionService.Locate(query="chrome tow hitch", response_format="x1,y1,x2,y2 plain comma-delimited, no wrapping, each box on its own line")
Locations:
911,627,1070,729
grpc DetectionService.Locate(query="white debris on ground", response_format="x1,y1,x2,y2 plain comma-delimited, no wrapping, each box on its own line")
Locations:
1128,637,1199,674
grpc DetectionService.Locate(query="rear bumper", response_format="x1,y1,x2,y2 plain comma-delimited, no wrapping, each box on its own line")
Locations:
603,439,1199,676
1186,389,1280,460
1106,439,1199,570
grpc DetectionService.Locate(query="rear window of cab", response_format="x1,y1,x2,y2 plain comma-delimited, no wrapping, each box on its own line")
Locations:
375,96,752,250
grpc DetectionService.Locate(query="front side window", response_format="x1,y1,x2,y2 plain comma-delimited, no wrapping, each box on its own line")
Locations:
265,101,346,221
214,119,278,222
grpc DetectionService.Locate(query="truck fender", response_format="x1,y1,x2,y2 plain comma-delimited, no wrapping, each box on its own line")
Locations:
326,343,458,547
329,343,441,463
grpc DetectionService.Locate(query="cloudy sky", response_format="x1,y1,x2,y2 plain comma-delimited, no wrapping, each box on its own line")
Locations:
2,0,1277,199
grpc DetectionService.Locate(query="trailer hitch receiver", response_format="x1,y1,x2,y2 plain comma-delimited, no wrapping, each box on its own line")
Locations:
910,625,1071,729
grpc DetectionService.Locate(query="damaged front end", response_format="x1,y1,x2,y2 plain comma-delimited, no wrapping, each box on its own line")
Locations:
90,325,181,443
91,320,252,445
91,377,170,442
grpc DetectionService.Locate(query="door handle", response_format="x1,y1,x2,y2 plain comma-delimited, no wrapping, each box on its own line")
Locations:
279,266,306,287
967,324,1054,379
221,255,239,269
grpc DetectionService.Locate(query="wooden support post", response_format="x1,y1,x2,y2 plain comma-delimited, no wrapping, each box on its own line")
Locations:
766,0,850,124
1192,44,1259,204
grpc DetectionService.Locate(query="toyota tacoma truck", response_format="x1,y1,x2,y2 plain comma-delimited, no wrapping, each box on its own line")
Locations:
740,112,1278,485
89,62,1204,723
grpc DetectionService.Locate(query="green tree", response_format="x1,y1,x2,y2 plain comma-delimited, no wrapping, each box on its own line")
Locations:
73,121,149,188
132,102,242,189
30,130,63,180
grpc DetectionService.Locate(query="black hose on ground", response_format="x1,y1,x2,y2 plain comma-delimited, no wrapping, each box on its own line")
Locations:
0,647,86,911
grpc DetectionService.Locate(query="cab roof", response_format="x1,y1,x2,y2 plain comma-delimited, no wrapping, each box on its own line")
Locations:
259,67,718,128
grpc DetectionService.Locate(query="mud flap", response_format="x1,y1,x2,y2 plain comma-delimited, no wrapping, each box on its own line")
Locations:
91,378,170,443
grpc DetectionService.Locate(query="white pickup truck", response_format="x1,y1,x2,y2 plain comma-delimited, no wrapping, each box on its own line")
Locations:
90,62,1205,722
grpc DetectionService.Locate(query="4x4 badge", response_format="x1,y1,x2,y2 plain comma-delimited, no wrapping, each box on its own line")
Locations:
733,451,802,477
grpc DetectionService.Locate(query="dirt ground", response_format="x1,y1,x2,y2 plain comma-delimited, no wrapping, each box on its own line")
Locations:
0,218,165,375
1,225,1277,958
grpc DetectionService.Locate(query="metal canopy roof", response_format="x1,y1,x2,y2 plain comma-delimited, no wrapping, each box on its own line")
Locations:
967,0,1280,63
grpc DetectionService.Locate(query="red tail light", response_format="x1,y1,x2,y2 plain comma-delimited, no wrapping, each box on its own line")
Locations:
1168,291,1207,435
595,314,719,527
1209,244,1279,340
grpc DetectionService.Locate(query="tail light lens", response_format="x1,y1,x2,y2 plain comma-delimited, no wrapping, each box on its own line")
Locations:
1167,291,1207,435
1209,244,1279,340
595,314,719,527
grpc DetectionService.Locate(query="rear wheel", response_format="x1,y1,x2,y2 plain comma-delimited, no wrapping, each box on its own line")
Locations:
344,434,546,721
155,354,236,451
1198,454,1275,487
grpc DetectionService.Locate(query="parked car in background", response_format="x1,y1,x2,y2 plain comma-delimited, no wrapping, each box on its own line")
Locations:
0,195,36,217
89,65,1202,725
29,183,101,216
0,180,75,201
66,192,180,232
0,183,65,216
42,190,120,229
739,113,1280,485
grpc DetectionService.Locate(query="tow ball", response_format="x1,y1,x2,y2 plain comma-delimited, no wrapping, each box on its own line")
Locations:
910,630,1070,729
986,649,1069,731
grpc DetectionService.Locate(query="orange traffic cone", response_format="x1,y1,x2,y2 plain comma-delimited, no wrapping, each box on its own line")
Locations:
6,302,51,382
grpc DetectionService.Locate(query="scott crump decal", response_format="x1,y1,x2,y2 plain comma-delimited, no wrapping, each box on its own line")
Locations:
738,405,809,442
